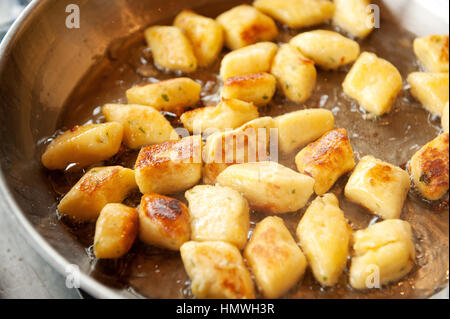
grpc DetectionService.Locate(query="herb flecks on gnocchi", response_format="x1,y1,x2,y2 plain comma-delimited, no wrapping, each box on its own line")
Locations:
134,135,203,195
290,30,360,70
407,72,449,116
144,26,197,73
349,220,415,290
413,35,449,73
217,162,315,214
94,204,139,259
138,194,191,251
343,52,403,117
180,241,255,299
126,78,201,115
185,185,250,250
216,4,278,50
174,10,224,67
332,0,374,39
244,216,307,299
271,44,317,103
344,156,410,220
41,123,123,171
296,194,352,287
254,0,335,29
409,133,449,201
58,166,137,221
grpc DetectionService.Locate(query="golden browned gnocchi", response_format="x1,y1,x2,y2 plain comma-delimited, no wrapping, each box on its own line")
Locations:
244,216,307,299
254,0,335,29
296,194,352,287
216,4,278,50
344,156,410,220
409,133,449,201
221,72,277,106
407,72,449,116
58,166,137,221
413,35,449,73
144,26,197,73
271,44,317,103
185,185,249,250
295,128,355,195
343,52,403,117
180,241,255,299
94,204,139,259
332,0,374,39
275,109,335,154
290,30,360,70
174,10,224,67
126,78,201,115
102,104,179,149
138,194,191,251
217,162,315,214
180,98,259,133
41,123,123,171
443,102,449,133
349,220,415,290
134,135,203,195
220,42,278,80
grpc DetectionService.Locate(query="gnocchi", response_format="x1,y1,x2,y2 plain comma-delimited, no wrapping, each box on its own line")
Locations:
344,156,410,220
296,194,352,287
134,135,203,195
144,26,197,73
138,194,191,251
275,109,335,154
343,52,403,117
413,35,449,73
185,185,250,250
180,241,255,299
349,220,415,290
244,216,307,299
216,4,278,50
295,128,355,195
332,0,374,39
58,166,137,221
216,162,315,214
271,44,317,103
409,133,449,201
41,123,123,171
126,78,201,115
407,72,449,116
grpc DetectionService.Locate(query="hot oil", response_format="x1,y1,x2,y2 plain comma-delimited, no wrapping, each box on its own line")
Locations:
47,0,448,298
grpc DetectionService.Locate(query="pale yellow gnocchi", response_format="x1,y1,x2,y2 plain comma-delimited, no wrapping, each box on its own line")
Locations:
41,123,123,171
290,30,360,70
180,98,259,133
134,135,203,195
244,216,307,299
102,104,179,149
94,204,139,259
349,220,415,290
254,0,335,29
271,44,317,103
343,52,403,117
126,78,201,115
407,72,449,116
216,162,315,214
344,156,410,220
413,35,449,73
174,10,224,67
138,194,191,251
295,128,355,195
144,26,197,73
409,133,449,201
180,241,255,299
221,72,277,106
216,4,278,50
220,42,278,80
185,185,249,250
58,166,137,221
296,194,352,287
332,0,374,39
275,109,335,154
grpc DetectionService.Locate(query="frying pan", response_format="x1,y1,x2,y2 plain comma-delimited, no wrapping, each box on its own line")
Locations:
0,0,448,299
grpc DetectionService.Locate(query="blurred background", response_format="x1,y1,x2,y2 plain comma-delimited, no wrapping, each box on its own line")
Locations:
0,0,31,39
